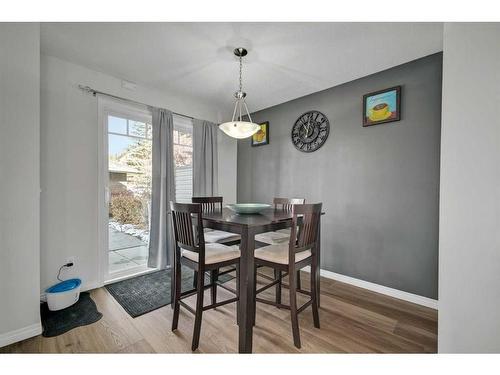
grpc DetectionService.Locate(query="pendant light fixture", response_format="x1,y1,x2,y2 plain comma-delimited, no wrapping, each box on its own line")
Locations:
218,47,261,139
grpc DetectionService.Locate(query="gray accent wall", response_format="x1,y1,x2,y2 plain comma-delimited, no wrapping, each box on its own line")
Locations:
238,53,442,299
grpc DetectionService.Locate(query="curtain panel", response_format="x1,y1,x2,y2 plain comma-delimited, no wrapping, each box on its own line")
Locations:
193,119,219,196
148,108,176,269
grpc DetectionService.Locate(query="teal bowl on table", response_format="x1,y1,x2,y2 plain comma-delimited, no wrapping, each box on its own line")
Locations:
226,203,271,215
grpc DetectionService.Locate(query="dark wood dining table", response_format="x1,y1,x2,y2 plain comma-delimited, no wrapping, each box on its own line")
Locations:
199,208,323,353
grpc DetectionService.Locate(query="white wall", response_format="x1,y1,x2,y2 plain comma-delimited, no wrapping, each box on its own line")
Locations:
439,23,500,352
0,24,41,346
40,55,237,292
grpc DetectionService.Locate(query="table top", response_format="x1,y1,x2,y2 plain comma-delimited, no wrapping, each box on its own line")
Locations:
201,208,325,228
201,208,293,227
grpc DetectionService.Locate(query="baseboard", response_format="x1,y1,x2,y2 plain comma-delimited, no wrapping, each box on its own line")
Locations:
303,267,438,310
0,322,42,348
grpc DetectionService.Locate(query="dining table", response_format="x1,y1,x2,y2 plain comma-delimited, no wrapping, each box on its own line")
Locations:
198,207,323,354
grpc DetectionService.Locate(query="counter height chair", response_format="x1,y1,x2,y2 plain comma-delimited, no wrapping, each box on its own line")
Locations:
192,196,241,245
253,203,322,349
255,198,305,304
192,196,241,296
255,198,305,245
170,202,240,351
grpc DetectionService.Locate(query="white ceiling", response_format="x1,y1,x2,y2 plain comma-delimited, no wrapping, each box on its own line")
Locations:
41,23,443,114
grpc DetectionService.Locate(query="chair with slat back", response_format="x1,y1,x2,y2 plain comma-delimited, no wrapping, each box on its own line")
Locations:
253,203,322,349
170,202,240,351
255,197,305,305
256,198,305,242
191,196,241,299
191,196,223,213
191,197,240,245
273,197,305,212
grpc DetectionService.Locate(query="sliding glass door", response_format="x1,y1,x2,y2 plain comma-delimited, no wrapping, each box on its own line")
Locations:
98,99,194,282
100,98,155,282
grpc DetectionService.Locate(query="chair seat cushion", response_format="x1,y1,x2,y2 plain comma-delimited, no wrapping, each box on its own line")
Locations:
182,243,240,264
275,228,291,235
204,230,241,244
255,231,290,245
254,244,311,265
276,226,300,235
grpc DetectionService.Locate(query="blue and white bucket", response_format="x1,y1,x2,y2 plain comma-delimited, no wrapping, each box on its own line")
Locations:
45,278,82,311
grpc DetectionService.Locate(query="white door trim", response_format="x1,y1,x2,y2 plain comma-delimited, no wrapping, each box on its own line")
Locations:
97,95,107,287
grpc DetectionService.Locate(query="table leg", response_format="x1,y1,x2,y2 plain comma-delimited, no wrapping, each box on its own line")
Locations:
238,227,255,353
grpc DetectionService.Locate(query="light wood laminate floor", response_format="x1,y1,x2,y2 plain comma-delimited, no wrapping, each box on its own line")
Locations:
1,270,437,353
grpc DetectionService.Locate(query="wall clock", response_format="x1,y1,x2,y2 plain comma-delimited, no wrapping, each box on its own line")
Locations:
291,111,330,152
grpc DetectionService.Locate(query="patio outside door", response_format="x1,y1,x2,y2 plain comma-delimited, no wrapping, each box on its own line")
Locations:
99,98,155,282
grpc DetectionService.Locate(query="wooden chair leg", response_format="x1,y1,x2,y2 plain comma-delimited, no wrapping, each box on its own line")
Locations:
171,259,181,331
252,265,257,326
210,269,218,305
236,263,240,326
296,270,301,289
193,270,198,288
275,269,282,305
288,270,301,349
191,268,205,351
311,263,320,329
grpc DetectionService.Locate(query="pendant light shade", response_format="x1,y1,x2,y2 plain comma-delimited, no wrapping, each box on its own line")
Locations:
219,121,260,139
219,47,260,139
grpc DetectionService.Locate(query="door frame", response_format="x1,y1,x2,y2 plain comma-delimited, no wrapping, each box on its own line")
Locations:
97,96,159,284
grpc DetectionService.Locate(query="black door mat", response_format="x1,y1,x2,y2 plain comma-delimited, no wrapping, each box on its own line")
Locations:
105,267,234,318
41,292,103,337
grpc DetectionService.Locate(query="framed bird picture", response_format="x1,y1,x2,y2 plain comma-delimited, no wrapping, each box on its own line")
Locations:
363,86,401,127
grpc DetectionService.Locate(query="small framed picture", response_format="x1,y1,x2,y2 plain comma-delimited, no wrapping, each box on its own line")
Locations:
251,121,270,147
363,86,401,127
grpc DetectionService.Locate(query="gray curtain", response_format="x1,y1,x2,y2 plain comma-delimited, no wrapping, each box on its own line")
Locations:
148,108,175,269
193,119,219,196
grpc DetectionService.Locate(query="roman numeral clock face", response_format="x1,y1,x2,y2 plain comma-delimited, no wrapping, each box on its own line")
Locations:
291,111,330,152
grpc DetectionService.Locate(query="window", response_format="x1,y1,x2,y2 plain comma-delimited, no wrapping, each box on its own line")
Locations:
173,114,193,203
108,116,153,139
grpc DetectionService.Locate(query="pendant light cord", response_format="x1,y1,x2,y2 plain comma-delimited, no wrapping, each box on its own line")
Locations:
239,55,243,93
219,47,260,137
